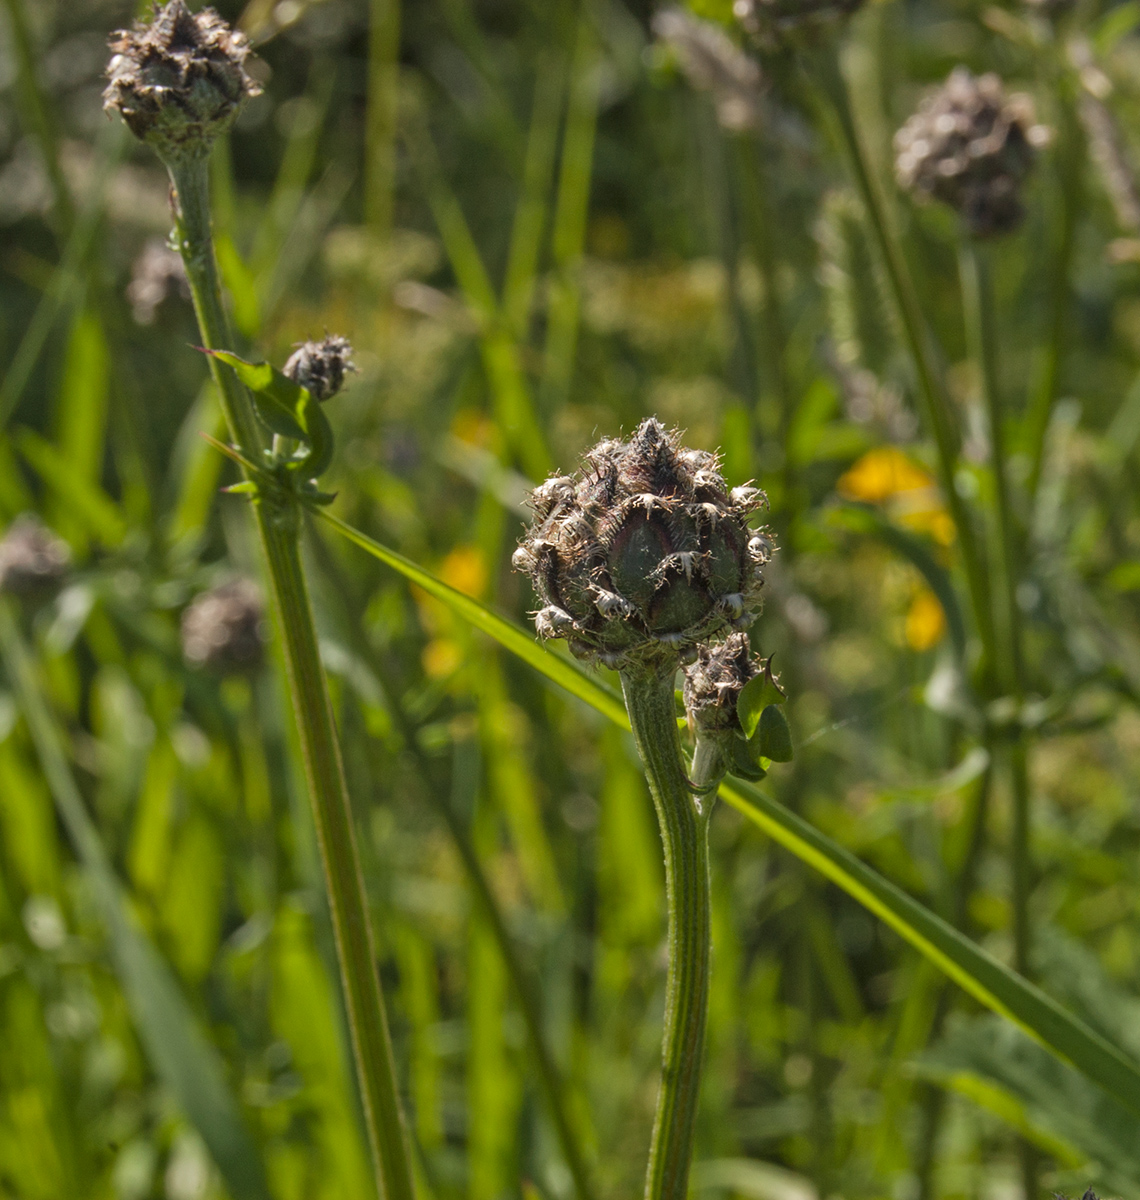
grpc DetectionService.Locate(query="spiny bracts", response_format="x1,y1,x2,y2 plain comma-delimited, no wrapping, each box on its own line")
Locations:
895,68,1048,238
284,335,356,402
104,0,260,164
512,418,771,671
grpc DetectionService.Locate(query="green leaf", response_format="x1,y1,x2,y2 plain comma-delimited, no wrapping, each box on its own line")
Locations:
737,672,783,739
207,349,308,440
322,510,1140,1121
16,429,127,547
0,604,272,1200
730,735,767,781
757,704,793,763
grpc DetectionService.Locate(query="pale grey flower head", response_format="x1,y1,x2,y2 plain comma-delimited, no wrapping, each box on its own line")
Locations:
283,335,356,402
0,516,70,599
181,579,266,674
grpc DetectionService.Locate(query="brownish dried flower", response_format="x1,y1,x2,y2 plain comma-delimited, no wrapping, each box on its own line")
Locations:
0,516,70,598
512,418,771,671
683,633,771,733
283,335,356,402
895,68,1049,238
181,579,266,674
103,0,261,163
734,0,865,47
128,237,190,324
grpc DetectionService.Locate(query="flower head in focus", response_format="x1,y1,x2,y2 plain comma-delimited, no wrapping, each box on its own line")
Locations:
512,418,771,672
283,335,356,402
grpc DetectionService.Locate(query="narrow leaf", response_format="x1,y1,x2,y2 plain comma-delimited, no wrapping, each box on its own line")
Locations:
322,511,1140,1119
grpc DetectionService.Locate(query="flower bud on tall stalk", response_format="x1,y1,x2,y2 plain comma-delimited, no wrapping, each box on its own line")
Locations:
103,6,415,1198
515,420,772,1200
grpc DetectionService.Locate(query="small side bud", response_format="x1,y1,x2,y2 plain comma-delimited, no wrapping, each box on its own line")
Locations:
0,516,70,599
104,0,261,164
181,579,266,674
283,335,356,402
683,633,762,736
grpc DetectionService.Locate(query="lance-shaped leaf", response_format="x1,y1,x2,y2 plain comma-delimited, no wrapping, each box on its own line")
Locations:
319,509,1140,1120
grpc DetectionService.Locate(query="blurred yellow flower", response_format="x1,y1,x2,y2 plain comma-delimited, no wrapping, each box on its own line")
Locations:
839,447,955,546
423,637,463,679
838,446,933,503
440,546,487,599
905,586,946,651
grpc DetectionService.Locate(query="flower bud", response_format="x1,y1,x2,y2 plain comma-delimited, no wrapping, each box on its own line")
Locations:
181,579,266,674
513,418,771,671
104,0,261,164
895,68,1049,238
734,0,865,48
0,516,70,599
283,335,356,401
683,633,765,735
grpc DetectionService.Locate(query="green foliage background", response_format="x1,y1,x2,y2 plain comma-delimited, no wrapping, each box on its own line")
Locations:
4,0,1140,1197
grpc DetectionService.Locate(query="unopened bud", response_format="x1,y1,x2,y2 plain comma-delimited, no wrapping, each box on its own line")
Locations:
104,0,261,164
895,68,1049,238
283,335,356,401
181,579,266,674
0,516,70,599
683,633,779,734
513,418,771,671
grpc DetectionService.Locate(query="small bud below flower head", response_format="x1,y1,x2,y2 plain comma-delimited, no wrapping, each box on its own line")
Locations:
0,516,70,599
513,417,772,672
683,633,781,734
181,579,266,674
283,335,356,401
895,68,1050,239
103,0,261,164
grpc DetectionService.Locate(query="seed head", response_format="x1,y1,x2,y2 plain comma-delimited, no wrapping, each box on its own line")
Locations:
283,335,356,401
0,516,70,599
181,579,266,674
104,0,261,164
512,418,771,671
653,8,763,133
734,0,865,48
895,68,1049,238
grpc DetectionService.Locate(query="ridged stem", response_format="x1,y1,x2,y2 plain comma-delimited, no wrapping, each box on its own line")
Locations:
166,153,416,1200
621,667,712,1200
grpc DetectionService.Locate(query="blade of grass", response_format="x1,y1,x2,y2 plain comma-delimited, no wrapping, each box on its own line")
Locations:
0,602,273,1200
319,509,1140,1117
366,0,401,238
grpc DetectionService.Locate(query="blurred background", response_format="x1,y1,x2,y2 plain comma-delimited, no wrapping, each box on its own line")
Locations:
5,0,1140,1197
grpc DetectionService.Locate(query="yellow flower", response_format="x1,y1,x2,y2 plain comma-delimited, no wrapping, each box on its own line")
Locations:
838,446,934,503
439,546,487,599
905,586,946,651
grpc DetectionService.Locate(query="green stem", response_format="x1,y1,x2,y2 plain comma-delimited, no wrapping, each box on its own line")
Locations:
366,0,401,238
166,154,416,1200
621,667,712,1200
810,47,997,674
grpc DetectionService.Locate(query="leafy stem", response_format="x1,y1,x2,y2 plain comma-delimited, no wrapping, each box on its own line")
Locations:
166,153,416,1200
621,665,714,1200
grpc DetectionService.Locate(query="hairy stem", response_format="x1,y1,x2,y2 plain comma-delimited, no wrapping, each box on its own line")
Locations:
621,667,713,1200
167,154,416,1200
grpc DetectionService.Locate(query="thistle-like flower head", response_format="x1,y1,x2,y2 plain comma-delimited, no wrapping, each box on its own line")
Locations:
734,0,865,48
104,0,261,164
283,335,356,401
512,418,771,671
181,579,266,674
0,516,70,599
895,68,1049,238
